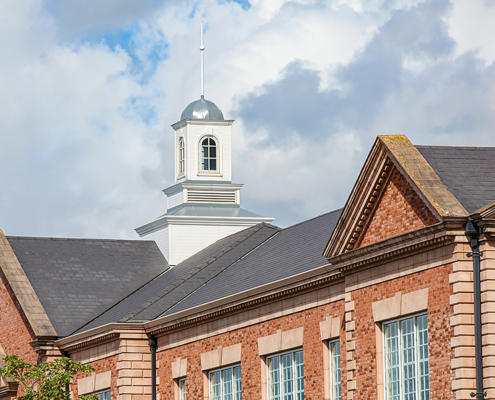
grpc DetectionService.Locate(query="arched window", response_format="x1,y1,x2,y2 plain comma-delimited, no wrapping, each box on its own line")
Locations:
179,137,185,175
201,137,217,171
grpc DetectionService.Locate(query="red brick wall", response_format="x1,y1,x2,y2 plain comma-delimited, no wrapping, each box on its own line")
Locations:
0,267,38,364
155,263,454,400
157,299,345,400
350,263,454,399
72,354,119,400
359,168,439,248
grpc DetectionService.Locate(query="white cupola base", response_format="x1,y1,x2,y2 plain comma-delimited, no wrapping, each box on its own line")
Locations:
135,204,273,266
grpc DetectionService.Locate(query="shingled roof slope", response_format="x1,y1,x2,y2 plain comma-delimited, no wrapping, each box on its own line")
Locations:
159,208,342,318
417,146,495,214
74,223,280,334
6,237,168,337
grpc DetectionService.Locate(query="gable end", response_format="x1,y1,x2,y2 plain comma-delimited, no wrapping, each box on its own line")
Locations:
358,166,440,248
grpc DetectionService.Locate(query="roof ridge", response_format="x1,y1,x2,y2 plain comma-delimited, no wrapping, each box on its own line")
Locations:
283,208,343,231
120,223,280,322
416,145,495,150
156,229,282,319
6,236,151,243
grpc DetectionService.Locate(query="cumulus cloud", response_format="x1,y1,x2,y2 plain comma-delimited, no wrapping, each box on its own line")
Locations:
1,0,495,237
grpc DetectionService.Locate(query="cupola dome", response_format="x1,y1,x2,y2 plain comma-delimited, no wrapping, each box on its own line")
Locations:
180,96,224,120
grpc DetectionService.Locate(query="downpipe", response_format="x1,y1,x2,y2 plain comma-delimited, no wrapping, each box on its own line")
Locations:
466,218,486,399
148,335,157,400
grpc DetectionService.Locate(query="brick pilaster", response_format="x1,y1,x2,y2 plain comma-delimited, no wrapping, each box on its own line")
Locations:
345,292,356,399
450,244,475,400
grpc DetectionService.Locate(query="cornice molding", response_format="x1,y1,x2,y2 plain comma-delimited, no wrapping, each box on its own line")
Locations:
171,119,235,129
329,223,456,274
64,333,120,353
135,215,274,235
146,270,343,336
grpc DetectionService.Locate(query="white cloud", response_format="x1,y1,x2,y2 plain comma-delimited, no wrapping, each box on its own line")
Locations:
448,0,495,65
1,0,495,238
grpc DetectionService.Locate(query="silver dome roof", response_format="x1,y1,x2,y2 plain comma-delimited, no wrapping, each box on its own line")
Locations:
180,96,224,120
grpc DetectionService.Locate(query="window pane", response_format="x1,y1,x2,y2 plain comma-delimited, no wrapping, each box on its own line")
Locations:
223,368,233,400
210,146,216,158
209,138,215,145
282,354,293,400
99,394,104,400
385,322,400,400
401,318,416,400
202,158,209,171
234,366,242,400
268,357,281,400
105,391,111,400
202,138,209,145
330,341,341,400
210,159,217,171
202,145,209,159
211,371,221,400
180,379,187,400
295,351,304,400
417,315,429,400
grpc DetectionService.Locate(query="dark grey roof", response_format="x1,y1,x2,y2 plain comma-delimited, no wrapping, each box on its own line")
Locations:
417,145,495,214
74,223,280,334
181,96,224,120
7,237,168,337
160,209,342,317
161,204,263,218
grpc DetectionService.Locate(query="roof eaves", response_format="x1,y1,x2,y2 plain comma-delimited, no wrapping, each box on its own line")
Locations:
470,200,495,219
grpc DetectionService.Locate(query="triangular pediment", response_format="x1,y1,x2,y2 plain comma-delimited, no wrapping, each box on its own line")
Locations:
358,165,439,248
324,135,467,259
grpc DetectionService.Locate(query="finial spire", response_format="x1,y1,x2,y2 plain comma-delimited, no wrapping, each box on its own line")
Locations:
200,21,205,99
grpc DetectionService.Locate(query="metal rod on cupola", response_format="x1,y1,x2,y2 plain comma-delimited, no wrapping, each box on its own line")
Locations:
200,21,205,99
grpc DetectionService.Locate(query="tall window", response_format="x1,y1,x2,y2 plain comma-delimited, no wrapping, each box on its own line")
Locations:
210,365,241,400
179,138,185,175
267,349,303,400
384,314,429,400
201,137,217,172
329,340,341,400
179,378,187,400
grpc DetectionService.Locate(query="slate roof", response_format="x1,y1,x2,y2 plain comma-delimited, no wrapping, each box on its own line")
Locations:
74,223,280,333
417,146,495,214
6,237,168,337
160,208,342,317
71,209,341,335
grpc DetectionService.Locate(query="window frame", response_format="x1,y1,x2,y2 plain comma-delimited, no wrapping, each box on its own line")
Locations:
199,135,219,173
178,137,185,176
266,348,304,400
93,389,111,400
382,313,429,400
178,377,187,400
208,364,242,400
329,339,341,400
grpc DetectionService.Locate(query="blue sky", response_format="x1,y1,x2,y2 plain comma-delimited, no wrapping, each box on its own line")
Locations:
1,0,495,238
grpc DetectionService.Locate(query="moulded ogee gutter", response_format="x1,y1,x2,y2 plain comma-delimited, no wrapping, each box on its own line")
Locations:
55,322,146,349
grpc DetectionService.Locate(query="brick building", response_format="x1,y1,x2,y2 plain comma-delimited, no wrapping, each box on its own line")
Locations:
2,132,495,400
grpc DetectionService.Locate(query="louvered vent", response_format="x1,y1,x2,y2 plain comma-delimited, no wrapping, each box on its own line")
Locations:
187,190,236,204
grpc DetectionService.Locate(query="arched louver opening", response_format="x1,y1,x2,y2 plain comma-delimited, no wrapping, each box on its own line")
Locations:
179,138,185,175
201,137,217,171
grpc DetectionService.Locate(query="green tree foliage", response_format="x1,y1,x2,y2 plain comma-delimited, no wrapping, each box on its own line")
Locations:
0,354,98,400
